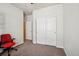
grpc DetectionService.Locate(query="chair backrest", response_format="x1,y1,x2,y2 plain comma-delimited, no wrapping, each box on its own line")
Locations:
1,34,12,43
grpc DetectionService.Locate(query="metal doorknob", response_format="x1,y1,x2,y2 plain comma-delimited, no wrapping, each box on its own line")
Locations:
54,32,56,33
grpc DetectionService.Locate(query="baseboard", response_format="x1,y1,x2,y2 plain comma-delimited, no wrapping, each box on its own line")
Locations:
26,39,32,40
13,41,24,47
63,47,71,56
56,46,63,48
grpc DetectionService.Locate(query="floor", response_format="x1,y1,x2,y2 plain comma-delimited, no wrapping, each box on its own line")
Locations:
1,40,66,56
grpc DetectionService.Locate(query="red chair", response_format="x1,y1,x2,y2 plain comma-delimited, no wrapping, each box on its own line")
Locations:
0,34,17,56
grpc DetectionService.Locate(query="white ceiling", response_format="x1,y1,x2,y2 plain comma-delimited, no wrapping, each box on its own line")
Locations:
11,3,59,15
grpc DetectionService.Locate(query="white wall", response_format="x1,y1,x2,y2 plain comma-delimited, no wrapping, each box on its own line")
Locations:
0,4,24,46
63,3,79,56
33,4,63,48
0,13,5,35
25,15,33,40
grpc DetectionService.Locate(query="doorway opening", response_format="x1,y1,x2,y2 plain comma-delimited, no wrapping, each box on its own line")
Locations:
24,14,33,42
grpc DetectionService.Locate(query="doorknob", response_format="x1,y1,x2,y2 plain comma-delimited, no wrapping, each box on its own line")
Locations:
54,32,56,33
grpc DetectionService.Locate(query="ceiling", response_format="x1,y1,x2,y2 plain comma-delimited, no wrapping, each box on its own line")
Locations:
11,3,60,15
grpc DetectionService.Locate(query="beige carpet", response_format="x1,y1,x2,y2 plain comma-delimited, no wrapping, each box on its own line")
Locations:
1,40,66,56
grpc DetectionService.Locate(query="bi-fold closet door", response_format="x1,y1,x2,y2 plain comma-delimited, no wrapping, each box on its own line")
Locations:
33,5,63,48
36,16,56,46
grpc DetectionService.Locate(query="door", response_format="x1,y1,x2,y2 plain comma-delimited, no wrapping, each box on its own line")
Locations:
37,16,56,46
26,15,32,40
46,17,56,46
37,17,46,44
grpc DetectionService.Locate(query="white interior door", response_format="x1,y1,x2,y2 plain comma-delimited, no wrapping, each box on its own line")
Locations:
37,16,56,46
46,17,56,46
37,17,46,44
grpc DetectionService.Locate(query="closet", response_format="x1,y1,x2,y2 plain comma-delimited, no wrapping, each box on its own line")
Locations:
33,5,63,48
37,16,56,46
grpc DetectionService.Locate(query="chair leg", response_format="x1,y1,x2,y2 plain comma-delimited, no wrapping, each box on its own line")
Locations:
11,47,17,51
8,49,10,56
0,52,4,56
0,49,6,56
0,48,17,56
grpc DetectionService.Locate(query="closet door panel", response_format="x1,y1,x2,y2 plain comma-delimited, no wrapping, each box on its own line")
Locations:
46,17,56,46
37,17,46,44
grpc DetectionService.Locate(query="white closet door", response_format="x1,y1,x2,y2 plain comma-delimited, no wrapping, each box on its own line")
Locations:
37,17,46,44
46,17,56,46
37,16,56,46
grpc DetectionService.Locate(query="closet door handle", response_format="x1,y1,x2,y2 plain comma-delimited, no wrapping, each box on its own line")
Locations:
54,32,56,33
